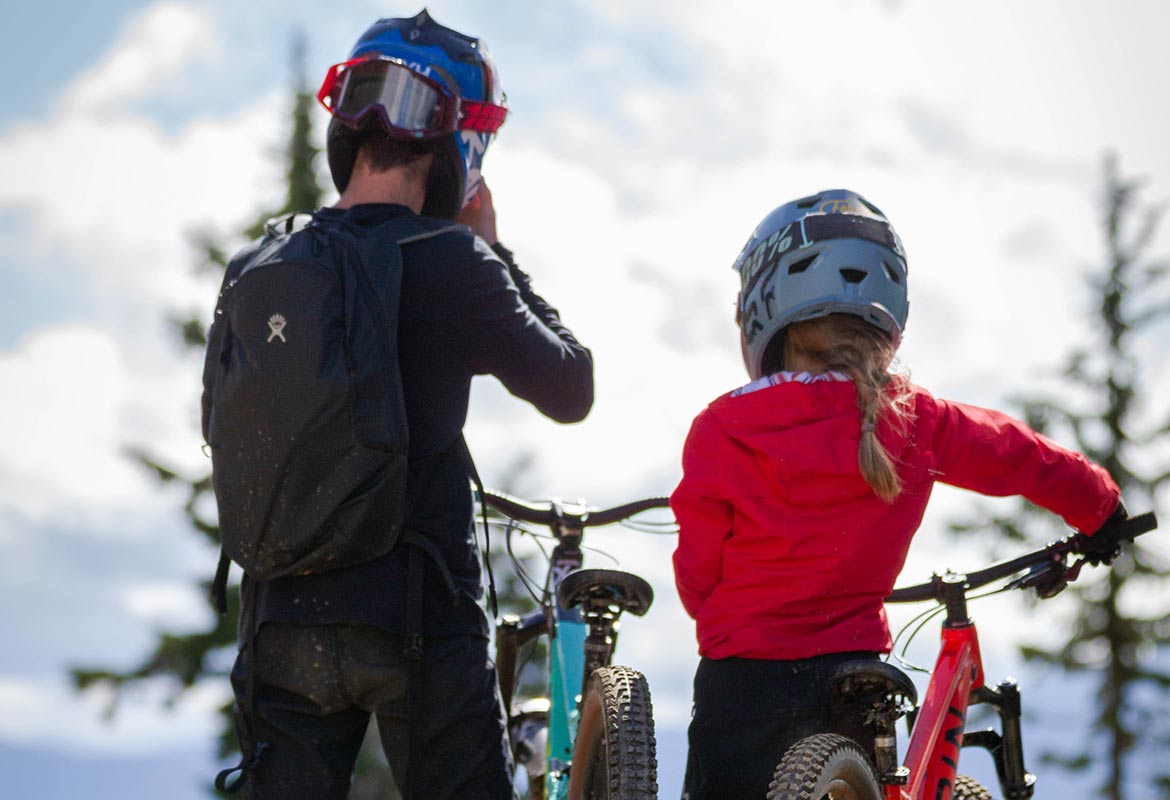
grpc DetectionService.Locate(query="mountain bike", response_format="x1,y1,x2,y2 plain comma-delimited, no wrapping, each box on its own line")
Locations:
481,489,674,800
767,510,1158,800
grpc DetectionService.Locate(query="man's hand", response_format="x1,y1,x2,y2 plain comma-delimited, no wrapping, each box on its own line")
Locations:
456,179,498,245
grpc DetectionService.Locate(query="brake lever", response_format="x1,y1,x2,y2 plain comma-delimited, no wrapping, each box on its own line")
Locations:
1010,557,1081,599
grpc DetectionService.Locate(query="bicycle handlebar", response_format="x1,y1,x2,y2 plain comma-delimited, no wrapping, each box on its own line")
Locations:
481,489,671,529
887,511,1158,604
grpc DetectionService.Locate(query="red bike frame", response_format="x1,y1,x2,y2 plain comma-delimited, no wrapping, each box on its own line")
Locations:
895,622,985,800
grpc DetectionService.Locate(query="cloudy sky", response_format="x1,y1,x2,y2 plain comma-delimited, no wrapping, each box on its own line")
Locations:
2,1,1169,797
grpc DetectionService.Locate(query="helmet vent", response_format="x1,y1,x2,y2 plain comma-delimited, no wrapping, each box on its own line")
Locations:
795,194,822,209
859,197,885,216
788,255,818,275
881,261,901,284
840,268,867,284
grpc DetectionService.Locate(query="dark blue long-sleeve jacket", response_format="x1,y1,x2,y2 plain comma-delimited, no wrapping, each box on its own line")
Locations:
248,203,593,637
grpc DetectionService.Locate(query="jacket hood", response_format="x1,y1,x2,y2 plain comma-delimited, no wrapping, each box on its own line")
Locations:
706,377,912,507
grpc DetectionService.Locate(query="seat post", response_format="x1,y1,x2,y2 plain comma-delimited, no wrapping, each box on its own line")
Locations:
826,660,917,786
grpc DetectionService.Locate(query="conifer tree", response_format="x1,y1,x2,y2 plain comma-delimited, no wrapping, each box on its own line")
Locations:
954,155,1169,798
70,38,331,790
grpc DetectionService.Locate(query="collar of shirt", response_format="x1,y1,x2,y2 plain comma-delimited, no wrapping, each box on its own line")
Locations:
730,370,851,398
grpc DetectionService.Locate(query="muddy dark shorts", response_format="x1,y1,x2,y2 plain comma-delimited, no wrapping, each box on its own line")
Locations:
230,622,514,799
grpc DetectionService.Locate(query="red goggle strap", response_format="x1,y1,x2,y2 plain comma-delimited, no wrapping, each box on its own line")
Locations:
316,56,369,113
459,100,508,134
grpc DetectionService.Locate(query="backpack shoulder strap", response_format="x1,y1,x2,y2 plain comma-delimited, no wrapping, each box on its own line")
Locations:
397,223,465,246
264,211,314,237
211,551,231,614
454,435,499,618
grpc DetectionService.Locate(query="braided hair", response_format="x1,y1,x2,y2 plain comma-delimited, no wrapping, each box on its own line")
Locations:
780,314,911,502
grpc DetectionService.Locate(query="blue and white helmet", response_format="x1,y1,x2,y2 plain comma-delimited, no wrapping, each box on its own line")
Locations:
322,9,507,218
734,189,909,380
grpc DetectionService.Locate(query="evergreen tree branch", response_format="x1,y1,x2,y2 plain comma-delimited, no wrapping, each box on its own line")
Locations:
954,154,1170,799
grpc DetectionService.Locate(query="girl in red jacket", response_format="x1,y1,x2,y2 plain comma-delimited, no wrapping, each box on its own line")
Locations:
671,189,1122,799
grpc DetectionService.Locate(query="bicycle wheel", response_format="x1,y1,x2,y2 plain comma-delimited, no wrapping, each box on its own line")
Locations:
952,774,993,800
767,733,882,800
566,665,657,800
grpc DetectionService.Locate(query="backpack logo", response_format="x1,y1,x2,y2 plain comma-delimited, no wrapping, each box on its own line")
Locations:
266,314,287,343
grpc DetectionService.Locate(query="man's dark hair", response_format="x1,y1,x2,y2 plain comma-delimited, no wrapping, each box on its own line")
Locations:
358,131,433,173
338,128,463,219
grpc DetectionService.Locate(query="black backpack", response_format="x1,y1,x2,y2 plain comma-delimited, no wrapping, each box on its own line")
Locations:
202,211,458,608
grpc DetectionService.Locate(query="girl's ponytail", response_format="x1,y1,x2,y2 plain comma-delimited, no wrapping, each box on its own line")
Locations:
783,315,910,502
855,366,904,502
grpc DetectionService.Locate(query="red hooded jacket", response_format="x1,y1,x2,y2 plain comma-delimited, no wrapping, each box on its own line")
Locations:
670,373,1120,661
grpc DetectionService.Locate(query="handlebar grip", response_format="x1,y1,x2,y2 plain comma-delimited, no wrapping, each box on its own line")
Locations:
1073,511,1158,551
1110,511,1157,541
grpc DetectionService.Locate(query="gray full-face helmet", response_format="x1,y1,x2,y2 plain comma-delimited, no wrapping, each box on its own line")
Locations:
733,189,909,380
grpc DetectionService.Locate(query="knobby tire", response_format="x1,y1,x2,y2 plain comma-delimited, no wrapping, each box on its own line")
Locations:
767,733,882,800
952,774,993,800
567,665,657,800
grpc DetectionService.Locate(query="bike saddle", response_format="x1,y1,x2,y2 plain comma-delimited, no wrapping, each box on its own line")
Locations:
828,660,918,708
556,568,654,617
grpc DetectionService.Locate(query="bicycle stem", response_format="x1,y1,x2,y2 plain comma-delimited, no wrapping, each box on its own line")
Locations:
938,574,971,627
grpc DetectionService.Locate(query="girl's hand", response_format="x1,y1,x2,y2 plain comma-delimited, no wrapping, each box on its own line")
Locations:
456,179,498,245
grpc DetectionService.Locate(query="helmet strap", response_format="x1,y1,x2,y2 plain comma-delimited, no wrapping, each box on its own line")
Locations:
420,140,464,220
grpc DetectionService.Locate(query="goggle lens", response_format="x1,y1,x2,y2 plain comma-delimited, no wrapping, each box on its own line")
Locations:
337,60,444,133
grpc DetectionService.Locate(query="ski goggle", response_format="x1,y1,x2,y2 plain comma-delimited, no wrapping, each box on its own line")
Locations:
317,55,508,138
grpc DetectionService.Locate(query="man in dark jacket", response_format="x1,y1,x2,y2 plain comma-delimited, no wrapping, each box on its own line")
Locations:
223,12,592,799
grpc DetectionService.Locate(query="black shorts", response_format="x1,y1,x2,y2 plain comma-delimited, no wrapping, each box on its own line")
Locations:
682,652,879,800
230,622,513,800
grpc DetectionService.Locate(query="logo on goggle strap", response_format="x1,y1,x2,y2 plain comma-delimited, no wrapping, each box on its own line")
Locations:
266,314,287,343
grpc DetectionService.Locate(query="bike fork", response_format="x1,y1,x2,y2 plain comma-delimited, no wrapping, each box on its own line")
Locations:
964,680,1036,799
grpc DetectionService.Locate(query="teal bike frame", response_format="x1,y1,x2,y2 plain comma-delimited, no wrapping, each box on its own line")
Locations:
486,491,668,799
547,537,587,794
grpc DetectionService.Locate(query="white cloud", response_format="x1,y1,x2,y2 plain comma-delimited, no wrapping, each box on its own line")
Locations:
0,95,284,312
56,2,218,115
0,675,221,754
0,324,212,521
120,582,209,629
0,326,144,517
